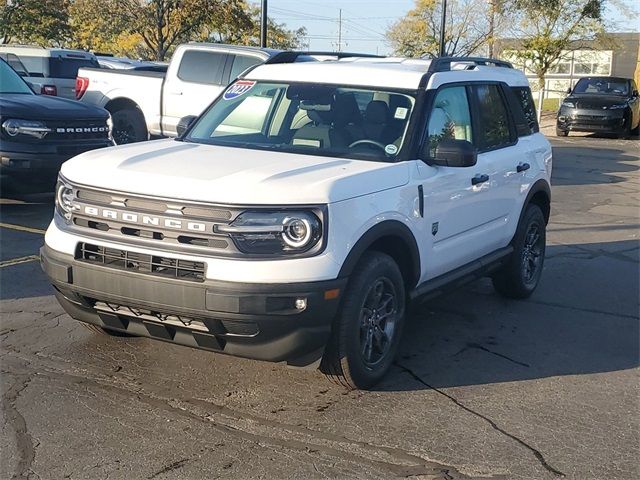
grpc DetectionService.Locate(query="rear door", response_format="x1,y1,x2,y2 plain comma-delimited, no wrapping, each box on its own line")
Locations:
161,48,229,136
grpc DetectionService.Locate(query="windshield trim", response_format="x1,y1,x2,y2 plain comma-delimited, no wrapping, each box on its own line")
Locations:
184,80,420,164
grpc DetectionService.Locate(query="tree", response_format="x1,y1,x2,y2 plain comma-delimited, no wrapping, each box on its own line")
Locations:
507,0,606,89
202,2,306,50
386,0,502,58
0,0,70,46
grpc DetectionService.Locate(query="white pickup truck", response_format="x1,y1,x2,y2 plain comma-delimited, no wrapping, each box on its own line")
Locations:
76,42,380,144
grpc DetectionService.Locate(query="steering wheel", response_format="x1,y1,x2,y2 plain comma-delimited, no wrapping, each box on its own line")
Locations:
349,139,387,151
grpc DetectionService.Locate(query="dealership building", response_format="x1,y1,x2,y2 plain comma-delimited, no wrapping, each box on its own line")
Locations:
496,32,640,98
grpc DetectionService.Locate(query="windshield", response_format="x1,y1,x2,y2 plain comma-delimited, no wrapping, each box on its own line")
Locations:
186,81,416,162
573,78,629,96
0,59,33,94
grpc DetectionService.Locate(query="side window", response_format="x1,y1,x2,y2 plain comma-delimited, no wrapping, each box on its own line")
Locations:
177,51,226,85
426,86,473,158
473,84,512,150
511,86,539,134
230,55,262,79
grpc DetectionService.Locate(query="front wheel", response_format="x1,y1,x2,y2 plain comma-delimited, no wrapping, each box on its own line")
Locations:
111,108,148,144
320,252,406,390
555,127,568,137
492,204,546,299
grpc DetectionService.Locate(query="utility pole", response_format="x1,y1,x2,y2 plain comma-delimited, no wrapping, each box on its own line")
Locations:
338,9,342,52
260,0,268,48
438,0,447,57
488,0,495,58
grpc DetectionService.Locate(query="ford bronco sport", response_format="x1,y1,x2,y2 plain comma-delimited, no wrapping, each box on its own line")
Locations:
41,56,552,389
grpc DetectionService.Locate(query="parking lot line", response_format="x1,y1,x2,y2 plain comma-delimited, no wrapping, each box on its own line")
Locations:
0,254,40,268
0,222,46,235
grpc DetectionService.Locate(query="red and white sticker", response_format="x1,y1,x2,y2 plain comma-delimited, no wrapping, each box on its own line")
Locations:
223,80,256,100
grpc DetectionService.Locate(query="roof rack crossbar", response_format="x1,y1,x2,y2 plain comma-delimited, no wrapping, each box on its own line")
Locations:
427,56,513,72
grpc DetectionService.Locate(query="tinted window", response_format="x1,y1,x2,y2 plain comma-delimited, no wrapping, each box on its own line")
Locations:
426,86,473,158
14,55,46,77
230,55,262,79
177,50,226,85
0,53,28,76
0,60,33,94
510,87,539,135
48,57,99,79
573,77,629,95
473,84,512,150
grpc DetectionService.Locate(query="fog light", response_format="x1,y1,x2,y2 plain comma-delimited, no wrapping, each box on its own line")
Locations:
295,298,307,310
558,115,566,122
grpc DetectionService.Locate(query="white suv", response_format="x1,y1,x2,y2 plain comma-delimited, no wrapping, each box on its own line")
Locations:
41,57,552,389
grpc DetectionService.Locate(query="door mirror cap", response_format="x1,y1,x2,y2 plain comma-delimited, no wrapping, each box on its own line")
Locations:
428,139,477,167
176,115,197,137
566,87,572,94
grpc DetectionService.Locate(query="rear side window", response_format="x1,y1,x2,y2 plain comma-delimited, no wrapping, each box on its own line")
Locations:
472,84,512,150
177,50,226,85
511,87,539,134
230,55,262,79
48,57,99,79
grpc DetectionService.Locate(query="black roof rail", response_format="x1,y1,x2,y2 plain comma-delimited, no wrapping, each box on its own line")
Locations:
266,51,384,64
427,56,513,72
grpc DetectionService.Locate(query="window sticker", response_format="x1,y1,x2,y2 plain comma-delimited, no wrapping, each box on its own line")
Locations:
394,107,408,119
385,144,398,155
223,80,256,100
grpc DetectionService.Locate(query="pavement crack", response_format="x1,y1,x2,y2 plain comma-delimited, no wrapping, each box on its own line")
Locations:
395,363,565,478
455,343,530,368
147,458,189,479
1,372,36,480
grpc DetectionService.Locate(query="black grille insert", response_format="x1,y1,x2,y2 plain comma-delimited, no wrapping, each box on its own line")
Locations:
77,243,205,282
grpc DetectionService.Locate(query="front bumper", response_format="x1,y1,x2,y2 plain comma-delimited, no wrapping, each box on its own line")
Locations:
40,245,347,366
0,139,112,177
556,108,626,133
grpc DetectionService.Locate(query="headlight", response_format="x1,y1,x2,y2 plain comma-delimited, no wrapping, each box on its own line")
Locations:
2,119,51,139
561,101,575,108
55,178,77,222
608,104,627,110
218,210,323,255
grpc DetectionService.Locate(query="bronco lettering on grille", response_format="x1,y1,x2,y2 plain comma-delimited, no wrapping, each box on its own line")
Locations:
83,206,207,232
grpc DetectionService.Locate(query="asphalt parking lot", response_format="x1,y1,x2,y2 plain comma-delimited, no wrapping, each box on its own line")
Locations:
1,134,638,480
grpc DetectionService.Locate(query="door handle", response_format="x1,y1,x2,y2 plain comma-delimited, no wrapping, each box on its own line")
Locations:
168,90,183,95
471,174,489,185
517,162,530,173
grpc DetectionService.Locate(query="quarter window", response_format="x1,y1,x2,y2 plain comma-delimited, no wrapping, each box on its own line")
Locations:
177,51,226,85
473,85,512,150
510,87,539,135
426,86,473,158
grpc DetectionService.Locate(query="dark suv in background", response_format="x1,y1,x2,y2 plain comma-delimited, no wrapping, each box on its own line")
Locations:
556,76,640,138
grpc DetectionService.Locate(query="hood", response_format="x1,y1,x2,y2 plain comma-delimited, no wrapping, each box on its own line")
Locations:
0,93,109,121
565,94,629,110
61,139,410,204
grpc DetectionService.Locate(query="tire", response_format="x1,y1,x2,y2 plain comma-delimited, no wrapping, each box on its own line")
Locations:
79,321,135,337
320,252,406,390
111,108,148,144
555,127,568,137
492,204,546,299
619,112,633,139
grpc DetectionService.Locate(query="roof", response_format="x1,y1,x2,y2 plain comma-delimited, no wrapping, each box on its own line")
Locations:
0,45,96,59
245,57,531,90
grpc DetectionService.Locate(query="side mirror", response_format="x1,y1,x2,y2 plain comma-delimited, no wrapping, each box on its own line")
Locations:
176,115,197,136
429,139,477,168
633,90,639,97
566,87,572,94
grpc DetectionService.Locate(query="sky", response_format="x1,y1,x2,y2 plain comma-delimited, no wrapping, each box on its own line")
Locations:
262,0,639,56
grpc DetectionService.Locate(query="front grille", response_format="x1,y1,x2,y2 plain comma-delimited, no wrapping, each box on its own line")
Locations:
77,243,206,282
47,119,110,141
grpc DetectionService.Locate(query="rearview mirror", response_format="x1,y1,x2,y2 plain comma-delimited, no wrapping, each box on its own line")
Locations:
428,139,477,167
176,115,197,136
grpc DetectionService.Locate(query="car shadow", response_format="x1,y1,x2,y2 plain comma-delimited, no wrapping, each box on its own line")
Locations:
550,144,639,186
378,239,639,391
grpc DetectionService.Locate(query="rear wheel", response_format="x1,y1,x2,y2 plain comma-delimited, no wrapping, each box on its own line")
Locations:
492,204,546,299
111,108,148,144
80,322,135,337
555,127,568,137
320,252,406,390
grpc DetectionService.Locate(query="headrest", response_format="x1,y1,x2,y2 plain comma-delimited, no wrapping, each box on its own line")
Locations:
333,93,362,126
365,100,389,125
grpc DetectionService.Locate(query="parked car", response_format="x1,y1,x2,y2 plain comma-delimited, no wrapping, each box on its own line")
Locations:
96,55,168,73
41,56,552,389
76,42,381,144
0,45,100,99
556,76,640,138
0,58,111,186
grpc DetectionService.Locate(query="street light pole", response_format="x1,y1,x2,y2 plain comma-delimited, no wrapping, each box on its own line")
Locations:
261,0,268,48
439,0,447,57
